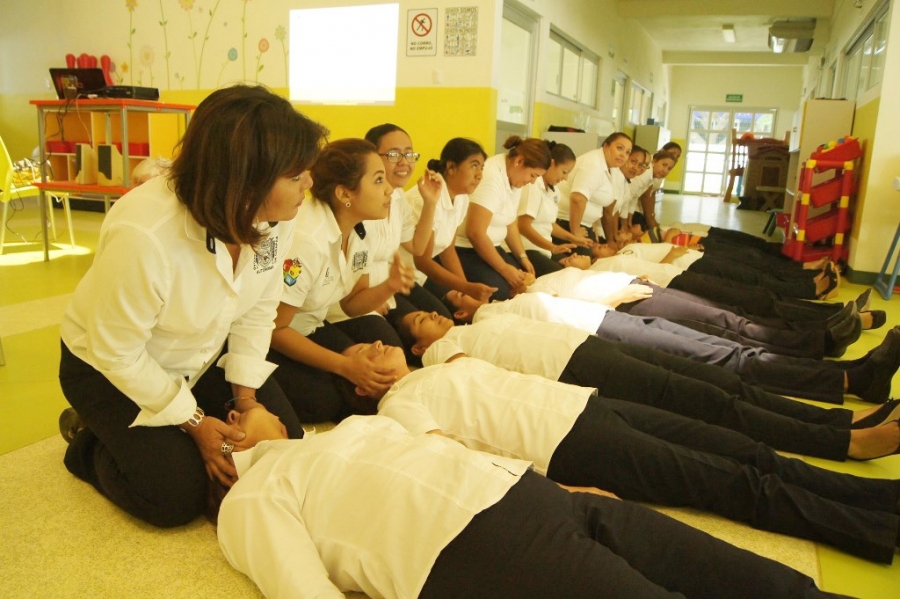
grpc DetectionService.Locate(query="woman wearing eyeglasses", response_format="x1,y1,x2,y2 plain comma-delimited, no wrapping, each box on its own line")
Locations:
358,124,451,320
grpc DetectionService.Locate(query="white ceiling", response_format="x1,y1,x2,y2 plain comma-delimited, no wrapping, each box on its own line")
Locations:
616,0,838,65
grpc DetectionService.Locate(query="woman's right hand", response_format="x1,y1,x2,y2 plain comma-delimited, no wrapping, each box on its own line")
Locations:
184,416,244,487
571,225,590,239
340,349,398,397
463,281,498,303
550,242,576,255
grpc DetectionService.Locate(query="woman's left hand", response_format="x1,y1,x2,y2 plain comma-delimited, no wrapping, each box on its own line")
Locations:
386,252,415,295
184,415,244,487
550,243,576,255
416,169,442,206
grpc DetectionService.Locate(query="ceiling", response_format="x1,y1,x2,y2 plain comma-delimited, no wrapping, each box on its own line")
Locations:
616,0,840,65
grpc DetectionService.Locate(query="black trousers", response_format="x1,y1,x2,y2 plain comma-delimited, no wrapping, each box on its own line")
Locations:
618,282,828,359
664,271,840,329
553,218,595,257
269,315,402,423
456,245,524,301
546,397,900,563
421,471,852,598
686,254,818,299
58,341,303,528
598,311,843,403
387,283,452,321
556,337,852,460
525,248,564,276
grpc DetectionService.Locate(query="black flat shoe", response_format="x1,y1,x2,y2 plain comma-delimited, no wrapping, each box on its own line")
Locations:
863,310,887,331
825,303,860,358
856,288,872,312
817,264,839,300
859,329,900,403
850,399,900,429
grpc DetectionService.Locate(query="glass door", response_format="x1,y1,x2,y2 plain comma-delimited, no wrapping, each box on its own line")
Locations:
682,107,776,195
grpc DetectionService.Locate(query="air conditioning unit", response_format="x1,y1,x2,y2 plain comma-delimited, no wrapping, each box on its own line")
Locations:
768,19,816,53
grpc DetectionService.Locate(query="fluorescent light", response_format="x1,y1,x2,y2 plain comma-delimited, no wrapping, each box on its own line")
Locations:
722,24,736,44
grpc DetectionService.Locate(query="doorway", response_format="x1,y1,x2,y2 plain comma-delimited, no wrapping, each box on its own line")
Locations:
682,107,776,195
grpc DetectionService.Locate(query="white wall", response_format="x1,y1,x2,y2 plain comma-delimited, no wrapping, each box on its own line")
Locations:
669,66,804,142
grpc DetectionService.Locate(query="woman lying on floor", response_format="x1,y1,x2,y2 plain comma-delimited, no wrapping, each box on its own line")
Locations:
556,256,868,359
215,410,856,598
392,310,900,461
587,244,885,332
339,342,900,564
438,289,899,405
597,238,840,300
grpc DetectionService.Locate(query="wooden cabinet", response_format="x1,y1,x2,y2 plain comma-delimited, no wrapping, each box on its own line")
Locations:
31,98,193,197
29,98,193,260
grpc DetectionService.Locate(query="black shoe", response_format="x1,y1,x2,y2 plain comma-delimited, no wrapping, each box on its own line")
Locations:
858,329,900,403
850,399,900,429
825,303,861,358
863,310,887,331
856,288,872,312
58,408,84,444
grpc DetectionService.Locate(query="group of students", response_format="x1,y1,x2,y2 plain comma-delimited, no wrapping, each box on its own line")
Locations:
57,85,898,598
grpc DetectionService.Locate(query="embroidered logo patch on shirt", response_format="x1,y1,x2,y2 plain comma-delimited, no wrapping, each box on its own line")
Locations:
254,237,278,273
283,258,302,286
351,250,369,272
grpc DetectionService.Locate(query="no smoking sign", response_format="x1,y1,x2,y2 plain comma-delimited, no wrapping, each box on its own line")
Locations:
407,8,437,56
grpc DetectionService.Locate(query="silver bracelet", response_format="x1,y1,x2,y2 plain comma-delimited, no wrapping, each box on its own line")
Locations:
180,407,205,432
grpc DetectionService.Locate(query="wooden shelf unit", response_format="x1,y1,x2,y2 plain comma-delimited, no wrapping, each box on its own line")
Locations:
29,98,194,260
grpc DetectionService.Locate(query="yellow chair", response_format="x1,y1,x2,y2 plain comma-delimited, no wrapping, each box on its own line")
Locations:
1,135,75,254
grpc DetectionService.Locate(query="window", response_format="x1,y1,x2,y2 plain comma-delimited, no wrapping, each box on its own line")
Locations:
628,82,652,125
545,29,600,108
841,2,890,101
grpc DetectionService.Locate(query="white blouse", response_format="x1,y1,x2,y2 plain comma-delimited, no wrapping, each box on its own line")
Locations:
456,153,520,248
518,176,560,257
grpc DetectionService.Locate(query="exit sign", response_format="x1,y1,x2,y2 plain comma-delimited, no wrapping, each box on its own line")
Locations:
726,94,743,103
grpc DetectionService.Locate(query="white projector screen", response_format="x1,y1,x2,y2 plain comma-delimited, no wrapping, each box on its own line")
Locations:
289,4,400,104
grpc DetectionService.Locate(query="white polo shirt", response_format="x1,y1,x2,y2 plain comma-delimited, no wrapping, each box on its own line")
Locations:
281,199,371,336
423,313,589,381
615,242,703,270
589,253,683,287
219,416,530,599
60,176,291,428
620,170,653,217
405,175,469,285
475,292,611,334
456,153,520,248
379,358,592,475
518,176,559,256
528,267,636,303
557,149,614,227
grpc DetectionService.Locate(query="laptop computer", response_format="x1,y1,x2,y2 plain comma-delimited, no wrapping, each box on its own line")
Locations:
49,68,109,100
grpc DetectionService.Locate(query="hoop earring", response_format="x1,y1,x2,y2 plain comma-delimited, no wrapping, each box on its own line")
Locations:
345,201,352,208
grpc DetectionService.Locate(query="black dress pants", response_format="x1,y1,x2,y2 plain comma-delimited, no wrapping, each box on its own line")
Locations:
597,311,843,403
59,341,303,528
686,254,818,299
546,397,900,563
556,337,852,459
618,282,828,359
456,246,522,301
664,272,840,328
421,471,854,598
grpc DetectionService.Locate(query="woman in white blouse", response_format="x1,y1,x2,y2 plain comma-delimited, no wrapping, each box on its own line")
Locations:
406,137,496,303
269,138,417,424
455,136,551,300
57,85,324,527
517,141,591,266
556,132,633,250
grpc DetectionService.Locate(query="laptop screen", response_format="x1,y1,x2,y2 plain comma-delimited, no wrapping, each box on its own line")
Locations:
48,68,108,100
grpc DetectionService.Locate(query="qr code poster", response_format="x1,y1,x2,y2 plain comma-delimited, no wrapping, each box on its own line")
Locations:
444,7,478,56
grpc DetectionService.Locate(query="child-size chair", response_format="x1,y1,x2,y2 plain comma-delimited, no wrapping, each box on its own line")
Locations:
1,135,75,254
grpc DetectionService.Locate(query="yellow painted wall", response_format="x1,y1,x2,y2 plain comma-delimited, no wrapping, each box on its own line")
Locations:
161,86,497,187
848,97,877,243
